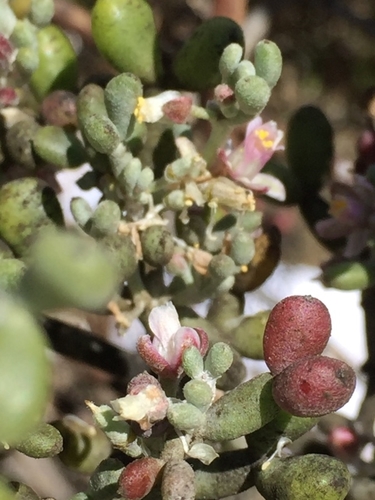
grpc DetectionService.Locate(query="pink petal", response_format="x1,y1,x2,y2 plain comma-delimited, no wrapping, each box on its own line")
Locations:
148,302,181,350
315,218,351,239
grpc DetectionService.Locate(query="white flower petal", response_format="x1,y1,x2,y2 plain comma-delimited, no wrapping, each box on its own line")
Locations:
148,302,181,350
138,91,181,123
187,443,219,465
251,172,286,202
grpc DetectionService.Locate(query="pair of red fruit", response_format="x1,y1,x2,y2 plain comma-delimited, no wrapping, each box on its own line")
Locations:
263,295,356,417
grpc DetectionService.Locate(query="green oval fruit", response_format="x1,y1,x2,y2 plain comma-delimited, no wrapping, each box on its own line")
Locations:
0,178,63,256
173,17,245,91
92,0,162,84
255,454,351,500
30,24,78,101
0,294,50,445
15,423,63,458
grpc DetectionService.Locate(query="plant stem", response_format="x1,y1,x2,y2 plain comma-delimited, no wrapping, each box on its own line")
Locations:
202,120,233,169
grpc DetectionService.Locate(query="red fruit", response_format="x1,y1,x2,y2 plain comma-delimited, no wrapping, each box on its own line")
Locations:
118,457,164,500
272,355,356,417
263,295,331,375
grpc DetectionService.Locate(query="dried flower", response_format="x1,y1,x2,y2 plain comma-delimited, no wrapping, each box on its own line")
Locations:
315,175,375,257
134,91,181,123
218,116,285,200
137,302,209,378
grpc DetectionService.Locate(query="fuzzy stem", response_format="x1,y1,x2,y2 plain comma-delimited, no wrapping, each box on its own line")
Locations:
202,120,233,169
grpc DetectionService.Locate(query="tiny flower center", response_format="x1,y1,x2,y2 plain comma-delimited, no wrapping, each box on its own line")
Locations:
254,128,275,149
329,197,348,218
134,96,145,123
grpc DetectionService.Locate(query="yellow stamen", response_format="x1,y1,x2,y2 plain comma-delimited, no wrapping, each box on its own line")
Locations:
134,96,145,123
255,129,274,149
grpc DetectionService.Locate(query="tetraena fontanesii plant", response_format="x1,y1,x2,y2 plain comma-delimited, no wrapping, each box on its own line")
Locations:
0,0,366,498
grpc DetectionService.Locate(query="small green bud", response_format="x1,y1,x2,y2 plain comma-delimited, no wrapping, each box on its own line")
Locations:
19,230,120,311
183,379,213,411
70,197,93,228
241,211,263,232
104,73,143,140
15,423,63,458
219,43,243,81
30,25,78,100
81,114,121,155
167,402,205,432
117,157,142,193
205,342,233,378
165,157,191,181
29,0,54,26
0,178,63,256
100,233,138,281
232,311,270,359
141,226,174,267
16,46,39,73
229,231,255,266
208,254,237,281
33,126,87,169
92,0,162,84
321,260,375,290
0,258,26,291
53,415,112,474
255,454,351,500
136,166,154,192
11,19,38,48
234,75,271,115
254,40,282,89
163,190,186,211
229,60,256,87
182,346,204,379
203,373,278,441
6,119,40,170
173,17,245,91
90,200,121,238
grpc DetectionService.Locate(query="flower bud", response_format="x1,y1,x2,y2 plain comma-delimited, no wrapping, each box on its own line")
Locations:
162,460,195,500
254,40,282,89
163,190,186,211
116,156,142,192
229,231,255,266
70,197,93,228
92,0,162,84
16,45,39,73
119,457,164,500
183,379,213,411
11,19,37,48
19,230,120,311
90,200,121,237
136,166,154,192
140,226,174,267
234,75,271,115
205,342,233,378
208,254,236,281
182,346,204,379
167,402,205,432
104,73,143,140
219,43,243,81
15,423,63,458
33,125,87,168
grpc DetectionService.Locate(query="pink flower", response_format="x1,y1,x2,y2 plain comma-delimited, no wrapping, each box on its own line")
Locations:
315,175,375,258
137,302,209,378
218,116,285,200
